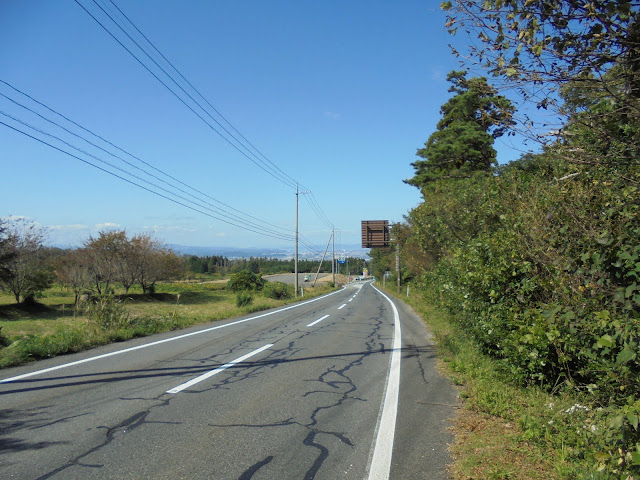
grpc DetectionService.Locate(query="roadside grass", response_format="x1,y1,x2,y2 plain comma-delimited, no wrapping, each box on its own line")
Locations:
380,283,603,480
0,281,336,369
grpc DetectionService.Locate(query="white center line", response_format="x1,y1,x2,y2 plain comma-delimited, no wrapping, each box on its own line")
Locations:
348,299,353,302
307,314,330,327
338,304,346,310
166,343,273,394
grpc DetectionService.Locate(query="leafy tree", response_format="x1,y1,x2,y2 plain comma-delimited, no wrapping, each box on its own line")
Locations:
55,249,93,304
84,230,129,294
0,218,54,303
131,234,182,294
0,219,16,284
441,0,640,160
405,71,514,187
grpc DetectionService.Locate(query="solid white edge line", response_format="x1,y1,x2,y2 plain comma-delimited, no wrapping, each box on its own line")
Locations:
166,343,273,394
338,304,346,310
0,287,347,384
367,284,402,480
306,314,330,327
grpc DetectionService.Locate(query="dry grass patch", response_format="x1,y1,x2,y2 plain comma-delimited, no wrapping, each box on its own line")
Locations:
450,409,558,480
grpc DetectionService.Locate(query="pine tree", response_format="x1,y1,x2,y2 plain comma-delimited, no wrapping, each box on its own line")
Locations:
406,71,514,188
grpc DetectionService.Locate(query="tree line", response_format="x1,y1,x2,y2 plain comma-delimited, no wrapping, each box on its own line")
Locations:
184,255,368,277
0,220,181,303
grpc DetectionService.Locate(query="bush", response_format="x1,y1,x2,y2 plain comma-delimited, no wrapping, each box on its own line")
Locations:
0,326,11,348
228,270,265,292
236,291,253,307
262,281,293,300
83,295,131,330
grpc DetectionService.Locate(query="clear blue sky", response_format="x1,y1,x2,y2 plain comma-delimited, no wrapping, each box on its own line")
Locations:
0,0,528,253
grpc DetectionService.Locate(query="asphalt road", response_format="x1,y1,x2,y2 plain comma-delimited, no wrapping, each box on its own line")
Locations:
264,273,331,285
0,282,457,479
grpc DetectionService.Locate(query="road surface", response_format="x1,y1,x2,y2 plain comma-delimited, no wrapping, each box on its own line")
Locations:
0,282,457,479
264,272,331,285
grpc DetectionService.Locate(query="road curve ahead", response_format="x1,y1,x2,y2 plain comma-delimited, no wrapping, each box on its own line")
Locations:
0,282,457,479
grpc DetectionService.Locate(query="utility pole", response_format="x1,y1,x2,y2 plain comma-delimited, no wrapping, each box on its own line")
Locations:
332,228,335,285
295,184,299,297
396,240,401,293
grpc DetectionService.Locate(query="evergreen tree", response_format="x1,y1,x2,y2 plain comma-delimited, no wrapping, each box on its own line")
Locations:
405,71,514,188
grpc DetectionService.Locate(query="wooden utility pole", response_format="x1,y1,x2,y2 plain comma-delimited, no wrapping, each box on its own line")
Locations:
332,228,335,285
396,240,401,293
295,184,299,297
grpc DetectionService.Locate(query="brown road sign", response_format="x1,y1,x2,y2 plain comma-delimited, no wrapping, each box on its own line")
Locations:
361,220,390,248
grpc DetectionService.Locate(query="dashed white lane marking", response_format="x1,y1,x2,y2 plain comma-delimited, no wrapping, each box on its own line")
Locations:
0,288,346,384
367,285,402,480
348,298,353,302
307,314,330,327
166,343,273,394
338,304,346,310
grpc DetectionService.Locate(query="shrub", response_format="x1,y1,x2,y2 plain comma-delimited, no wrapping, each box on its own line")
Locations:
236,291,253,307
0,326,11,347
83,294,131,330
228,270,265,292
262,281,293,300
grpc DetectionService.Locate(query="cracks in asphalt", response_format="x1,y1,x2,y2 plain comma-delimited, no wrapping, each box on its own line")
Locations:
238,455,275,480
34,395,174,480
205,307,387,479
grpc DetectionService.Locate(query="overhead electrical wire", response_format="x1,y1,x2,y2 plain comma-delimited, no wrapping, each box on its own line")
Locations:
0,120,297,241
0,110,294,242
0,79,335,254
0,85,291,239
0,80,292,237
103,0,301,191
75,0,334,231
74,0,297,190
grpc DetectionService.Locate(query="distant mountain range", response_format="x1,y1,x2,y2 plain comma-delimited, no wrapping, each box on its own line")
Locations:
166,243,371,260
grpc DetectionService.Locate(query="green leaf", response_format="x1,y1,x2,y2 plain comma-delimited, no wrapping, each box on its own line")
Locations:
597,334,614,349
627,413,639,431
617,347,636,364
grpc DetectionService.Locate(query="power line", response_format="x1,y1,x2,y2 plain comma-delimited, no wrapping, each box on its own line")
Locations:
77,0,335,232
0,110,294,242
0,120,297,241
0,81,293,237
75,0,298,190
104,0,301,190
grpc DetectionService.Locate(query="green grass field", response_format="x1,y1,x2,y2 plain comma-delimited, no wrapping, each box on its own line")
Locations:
0,281,335,369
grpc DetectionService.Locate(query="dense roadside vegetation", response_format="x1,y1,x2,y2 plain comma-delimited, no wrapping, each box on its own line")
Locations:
373,2,640,478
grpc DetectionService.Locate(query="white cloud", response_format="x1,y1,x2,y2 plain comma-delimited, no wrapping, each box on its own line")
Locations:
215,232,227,237
324,111,341,119
2,215,32,222
95,222,121,229
50,224,89,231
